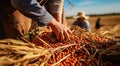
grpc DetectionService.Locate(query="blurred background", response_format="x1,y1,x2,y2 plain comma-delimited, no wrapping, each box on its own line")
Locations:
64,0,120,37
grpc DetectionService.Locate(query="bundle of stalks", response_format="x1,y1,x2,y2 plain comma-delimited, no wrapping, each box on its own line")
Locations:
30,26,119,66
0,38,76,66
0,39,51,66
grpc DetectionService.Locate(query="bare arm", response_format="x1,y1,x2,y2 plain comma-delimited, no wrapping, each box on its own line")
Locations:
48,0,63,23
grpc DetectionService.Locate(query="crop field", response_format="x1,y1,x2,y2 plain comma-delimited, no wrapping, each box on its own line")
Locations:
67,15,120,37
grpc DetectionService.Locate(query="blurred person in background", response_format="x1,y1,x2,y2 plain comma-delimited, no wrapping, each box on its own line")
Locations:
0,0,71,41
72,11,91,32
95,17,104,29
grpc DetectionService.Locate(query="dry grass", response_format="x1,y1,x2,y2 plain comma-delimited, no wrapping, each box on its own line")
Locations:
0,38,77,66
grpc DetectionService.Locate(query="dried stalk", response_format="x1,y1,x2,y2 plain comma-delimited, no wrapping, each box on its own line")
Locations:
88,49,99,62
51,44,76,52
51,54,71,66
0,39,27,46
36,36,52,48
40,54,52,66
82,45,91,56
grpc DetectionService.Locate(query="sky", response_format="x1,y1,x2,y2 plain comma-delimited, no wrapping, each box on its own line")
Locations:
64,0,120,16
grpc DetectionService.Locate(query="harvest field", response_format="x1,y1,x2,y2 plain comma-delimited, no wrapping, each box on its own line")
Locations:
0,15,119,66
67,15,120,37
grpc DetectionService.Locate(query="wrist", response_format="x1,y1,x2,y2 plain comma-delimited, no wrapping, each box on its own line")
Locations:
48,18,58,28
51,13,62,23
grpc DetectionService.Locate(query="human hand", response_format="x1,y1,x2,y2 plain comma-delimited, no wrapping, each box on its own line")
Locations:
48,19,72,41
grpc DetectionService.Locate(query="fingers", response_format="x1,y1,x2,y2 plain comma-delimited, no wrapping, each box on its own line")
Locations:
67,29,72,35
59,29,71,41
55,31,64,41
56,32,60,41
60,32,64,41
64,30,69,40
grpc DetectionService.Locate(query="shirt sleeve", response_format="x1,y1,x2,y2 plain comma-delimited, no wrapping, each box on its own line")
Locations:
10,0,53,26
49,0,63,14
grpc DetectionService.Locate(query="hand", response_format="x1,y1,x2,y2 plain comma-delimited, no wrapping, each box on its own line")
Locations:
48,18,72,41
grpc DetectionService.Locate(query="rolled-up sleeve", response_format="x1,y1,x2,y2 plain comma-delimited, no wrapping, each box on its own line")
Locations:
10,0,53,26
49,0,63,14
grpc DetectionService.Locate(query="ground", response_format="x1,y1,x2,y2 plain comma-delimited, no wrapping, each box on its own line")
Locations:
66,15,120,37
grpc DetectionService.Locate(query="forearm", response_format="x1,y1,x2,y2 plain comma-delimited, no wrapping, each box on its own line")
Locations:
51,13,62,23
48,0,63,23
